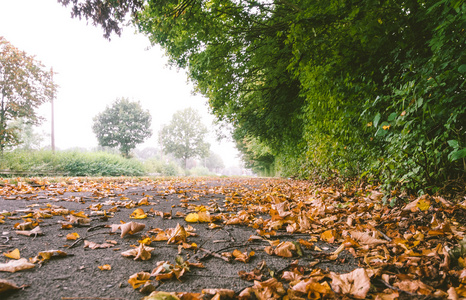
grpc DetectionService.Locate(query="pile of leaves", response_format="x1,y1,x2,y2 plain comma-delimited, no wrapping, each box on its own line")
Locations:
0,177,465,299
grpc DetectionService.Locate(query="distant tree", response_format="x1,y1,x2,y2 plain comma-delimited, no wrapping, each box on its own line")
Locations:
92,98,152,157
205,151,225,172
9,118,46,150
0,37,54,153
159,108,210,168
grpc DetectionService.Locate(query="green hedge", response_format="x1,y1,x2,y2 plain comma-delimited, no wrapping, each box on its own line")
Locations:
0,150,145,176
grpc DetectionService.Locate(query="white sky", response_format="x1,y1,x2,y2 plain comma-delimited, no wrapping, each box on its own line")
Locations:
0,0,241,167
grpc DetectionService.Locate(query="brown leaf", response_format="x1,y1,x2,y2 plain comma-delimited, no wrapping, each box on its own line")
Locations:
330,268,370,299
83,240,116,249
350,231,387,246
121,243,154,261
0,258,35,272
0,279,21,294
167,223,188,244
15,226,43,237
111,221,145,238
30,249,67,264
128,271,151,289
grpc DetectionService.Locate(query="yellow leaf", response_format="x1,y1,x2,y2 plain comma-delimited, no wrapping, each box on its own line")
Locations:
128,271,151,289
198,210,211,223
3,248,20,260
66,232,80,240
416,199,430,211
185,213,199,223
130,208,147,219
98,264,111,271
321,230,336,243
195,206,207,212
138,237,152,245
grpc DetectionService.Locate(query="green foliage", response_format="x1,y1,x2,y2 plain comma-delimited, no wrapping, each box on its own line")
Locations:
0,150,145,176
187,166,215,177
159,108,210,168
61,0,466,194
0,37,54,152
143,158,182,176
92,98,152,157
204,151,225,172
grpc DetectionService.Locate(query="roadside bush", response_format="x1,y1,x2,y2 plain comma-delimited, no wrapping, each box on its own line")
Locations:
143,158,182,176
187,166,215,176
0,150,145,176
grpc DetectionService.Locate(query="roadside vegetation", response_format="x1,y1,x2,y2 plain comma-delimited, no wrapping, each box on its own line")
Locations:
0,150,145,177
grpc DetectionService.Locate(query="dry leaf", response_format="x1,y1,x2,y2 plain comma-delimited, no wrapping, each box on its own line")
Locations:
330,268,370,299
30,250,67,264
128,271,151,289
185,213,199,223
66,232,80,240
232,249,254,263
16,226,43,237
202,289,235,298
83,240,115,249
3,248,20,260
142,291,180,300
0,258,35,272
350,231,387,246
0,279,21,294
167,223,187,244
121,243,154,260
130,208,147,219
98,264,111,270
111,221,145,238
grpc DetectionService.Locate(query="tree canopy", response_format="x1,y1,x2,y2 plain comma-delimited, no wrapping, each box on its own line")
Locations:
159,107,210,168
0,37,54,153
61,0,466,193
92,97,152,157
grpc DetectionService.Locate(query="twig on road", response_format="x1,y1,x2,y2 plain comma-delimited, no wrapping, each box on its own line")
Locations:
199,247,231,263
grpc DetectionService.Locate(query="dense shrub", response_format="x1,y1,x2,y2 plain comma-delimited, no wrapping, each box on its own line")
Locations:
0,150,145,176
143,158,182,176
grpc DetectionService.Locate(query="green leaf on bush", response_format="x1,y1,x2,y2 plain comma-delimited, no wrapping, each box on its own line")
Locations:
373,113,381,128
449,148,466,161
458,64,466,73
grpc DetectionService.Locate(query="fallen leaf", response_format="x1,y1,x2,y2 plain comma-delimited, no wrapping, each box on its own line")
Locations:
232,249,254,263
121,243,154,260
142,291,180,300
66,232,80,240
330,268,370,299
202,288,235,298
3,248,20,260
98,264,111,270
16,226,43,237
30,250,67,264
130,208,147,219
111,221,145,238
167,223,187,244
0,279,21,294
83,240,116,249
128,271,151,289
185,213,199,223
350,231,387,246
0,258,35,272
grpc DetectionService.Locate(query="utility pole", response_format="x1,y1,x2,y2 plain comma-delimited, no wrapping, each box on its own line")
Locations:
50,67,55,153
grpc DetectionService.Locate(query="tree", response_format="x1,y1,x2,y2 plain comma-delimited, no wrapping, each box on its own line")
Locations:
204,151,225,172
92,98,152,157
61,0,466,193
10,118,46,150
159,108,209,168
0,37,54,153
